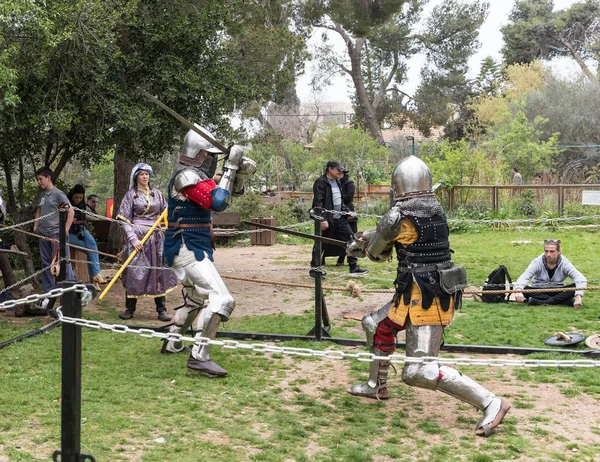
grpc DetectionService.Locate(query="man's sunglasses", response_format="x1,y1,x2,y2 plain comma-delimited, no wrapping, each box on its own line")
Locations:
544,239,561,244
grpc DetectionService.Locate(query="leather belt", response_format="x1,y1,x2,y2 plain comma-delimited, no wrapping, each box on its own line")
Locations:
398,261,453,273
168,223,212,228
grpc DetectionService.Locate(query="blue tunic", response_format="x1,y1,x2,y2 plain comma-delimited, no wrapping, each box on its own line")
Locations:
163,179,230,266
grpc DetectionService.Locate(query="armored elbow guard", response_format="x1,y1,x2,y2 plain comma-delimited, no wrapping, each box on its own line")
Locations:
182,179,217,209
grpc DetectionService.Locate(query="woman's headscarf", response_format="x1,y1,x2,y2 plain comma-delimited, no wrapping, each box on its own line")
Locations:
129,163,154,189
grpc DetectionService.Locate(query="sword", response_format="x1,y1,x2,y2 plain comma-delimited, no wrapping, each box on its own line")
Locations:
138,88,229,153
243,221,347,248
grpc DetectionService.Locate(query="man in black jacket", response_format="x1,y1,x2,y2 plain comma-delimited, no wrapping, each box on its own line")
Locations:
310,160,368,277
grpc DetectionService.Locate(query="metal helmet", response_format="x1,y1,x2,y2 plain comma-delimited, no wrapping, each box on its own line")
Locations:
180,125,222,177
390,155,433,203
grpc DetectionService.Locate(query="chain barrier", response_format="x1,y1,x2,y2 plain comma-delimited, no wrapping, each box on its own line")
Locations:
0,211,58,232
0,265,54,296
0,284,89,310
54,312,600,368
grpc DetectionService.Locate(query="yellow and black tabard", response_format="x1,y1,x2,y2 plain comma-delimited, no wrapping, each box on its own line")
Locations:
388,215,460,326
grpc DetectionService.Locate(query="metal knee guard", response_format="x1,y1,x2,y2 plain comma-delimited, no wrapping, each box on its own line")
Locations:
401,319,444,390
361,301,392,347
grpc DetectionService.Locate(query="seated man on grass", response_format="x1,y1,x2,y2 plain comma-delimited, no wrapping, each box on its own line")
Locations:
514,239,586,308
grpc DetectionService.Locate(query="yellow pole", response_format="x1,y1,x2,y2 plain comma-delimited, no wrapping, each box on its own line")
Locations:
99,209,168,300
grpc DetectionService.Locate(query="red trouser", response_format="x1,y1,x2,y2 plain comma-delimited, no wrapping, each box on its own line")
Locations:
373,318,406,353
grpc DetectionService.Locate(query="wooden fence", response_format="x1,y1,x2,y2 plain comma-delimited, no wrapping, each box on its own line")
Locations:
279,184,600,217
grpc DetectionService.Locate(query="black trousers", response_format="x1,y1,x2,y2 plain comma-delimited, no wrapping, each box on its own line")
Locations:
311,217,357,268
523,283,576,306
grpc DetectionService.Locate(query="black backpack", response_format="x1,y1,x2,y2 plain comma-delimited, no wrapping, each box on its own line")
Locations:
481,265,512,303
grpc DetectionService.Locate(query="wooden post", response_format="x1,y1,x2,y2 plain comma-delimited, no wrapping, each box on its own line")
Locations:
70,248,90,283
449,187,455,211
558,186,564,217
492,186,498,213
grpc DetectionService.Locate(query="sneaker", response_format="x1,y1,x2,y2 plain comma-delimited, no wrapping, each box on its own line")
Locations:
349,266,368,276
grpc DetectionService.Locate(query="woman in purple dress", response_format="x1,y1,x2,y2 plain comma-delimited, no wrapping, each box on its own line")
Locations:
116,163,178,321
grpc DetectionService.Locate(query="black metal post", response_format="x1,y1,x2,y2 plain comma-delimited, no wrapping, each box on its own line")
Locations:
306,208,331,340
313,216,323,341
52,282,81,462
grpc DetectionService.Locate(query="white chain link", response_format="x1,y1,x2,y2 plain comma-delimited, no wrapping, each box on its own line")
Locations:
54,313,600,368
0,284,90,309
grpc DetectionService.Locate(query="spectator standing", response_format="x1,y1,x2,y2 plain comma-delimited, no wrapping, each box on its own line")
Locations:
34,167,76,309
336,171,358,266
116,163,178,321
512,167,523,186
310,160,367,277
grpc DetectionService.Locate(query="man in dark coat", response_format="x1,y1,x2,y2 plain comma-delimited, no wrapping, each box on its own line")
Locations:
310,160,367,277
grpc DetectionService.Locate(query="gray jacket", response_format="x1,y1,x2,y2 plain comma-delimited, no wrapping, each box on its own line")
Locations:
515,254,587,297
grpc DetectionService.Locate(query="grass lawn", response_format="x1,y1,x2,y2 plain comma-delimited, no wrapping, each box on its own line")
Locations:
1,228,600,461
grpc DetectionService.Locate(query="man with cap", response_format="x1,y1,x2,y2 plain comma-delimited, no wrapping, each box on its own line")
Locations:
310,160,368,277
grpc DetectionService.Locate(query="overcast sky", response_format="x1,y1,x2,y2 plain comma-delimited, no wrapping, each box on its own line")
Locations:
296,0,584,104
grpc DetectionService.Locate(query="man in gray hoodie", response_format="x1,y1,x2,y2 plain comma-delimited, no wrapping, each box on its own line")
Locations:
514,239,586,308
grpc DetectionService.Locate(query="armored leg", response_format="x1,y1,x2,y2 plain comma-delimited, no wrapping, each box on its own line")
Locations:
401,318,510,436
348,347,391,399
161,289,200,354
169,247,234,376
349,302,394,399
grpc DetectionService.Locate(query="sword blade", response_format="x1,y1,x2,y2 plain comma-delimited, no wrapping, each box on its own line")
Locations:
243,221,347,248
138,88,229,153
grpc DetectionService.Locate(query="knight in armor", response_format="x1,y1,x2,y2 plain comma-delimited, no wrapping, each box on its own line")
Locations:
161,126,256,377
346,156,511,437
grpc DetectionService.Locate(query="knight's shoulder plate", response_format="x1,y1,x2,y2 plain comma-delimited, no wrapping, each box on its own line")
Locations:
376,207,403,240
173,168,202,193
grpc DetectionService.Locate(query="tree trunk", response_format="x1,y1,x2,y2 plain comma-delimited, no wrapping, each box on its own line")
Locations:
108,141,136,255
0,255,16,289
346,37,385,145
2,161,40,290
559,37,598,82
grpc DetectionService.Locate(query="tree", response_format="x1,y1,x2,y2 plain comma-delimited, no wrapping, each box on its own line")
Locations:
525,73,600,182
501,0,600,81
0,0,307,283
299,0,488,143
481,111,559,182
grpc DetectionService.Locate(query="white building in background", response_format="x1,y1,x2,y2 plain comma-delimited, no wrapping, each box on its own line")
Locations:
263,102,354,143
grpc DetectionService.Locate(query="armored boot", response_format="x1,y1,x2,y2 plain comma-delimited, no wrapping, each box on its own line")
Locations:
161,306,197,355
187,309,227,377
348,348,391,399
436,366,511,437
155,296,171,322
119,296,137,320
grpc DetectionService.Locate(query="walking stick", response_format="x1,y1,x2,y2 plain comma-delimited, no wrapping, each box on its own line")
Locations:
99,209,168,300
